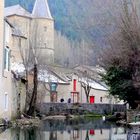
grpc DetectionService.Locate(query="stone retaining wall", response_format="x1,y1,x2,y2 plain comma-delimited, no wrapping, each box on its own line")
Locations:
37,103,126,115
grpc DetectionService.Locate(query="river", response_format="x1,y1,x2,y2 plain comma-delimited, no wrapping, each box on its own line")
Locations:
0,118,139,140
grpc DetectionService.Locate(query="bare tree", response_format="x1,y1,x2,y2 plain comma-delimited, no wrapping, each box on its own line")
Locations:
81,82,91,103
26,21,41,116
101,0,140,76
80,71,92,103
100,0,140,108
54,31,95,67
14,20,46,116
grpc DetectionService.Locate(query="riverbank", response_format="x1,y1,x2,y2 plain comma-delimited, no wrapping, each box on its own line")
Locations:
7,113,102,128
0,114,101,128
11,118,41,127
0,111,128,128
43,113,102,120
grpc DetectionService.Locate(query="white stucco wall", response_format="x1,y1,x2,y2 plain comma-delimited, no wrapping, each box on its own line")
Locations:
0,0,4,73
7,15,54,64
0,14,26,120
0,0,4,118
0,2,13,120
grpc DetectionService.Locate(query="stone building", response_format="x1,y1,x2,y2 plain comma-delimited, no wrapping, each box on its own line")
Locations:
5,0,54,64
36,65,123,104
0,0,54,120
38,73,110,104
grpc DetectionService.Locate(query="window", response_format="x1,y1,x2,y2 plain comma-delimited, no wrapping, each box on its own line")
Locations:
44,26,47,32
4,46,10,71
4,93,8,111
50,83,57,91
100,97,103,102
100,129,103,134
73,130,79,139
44,43,47,48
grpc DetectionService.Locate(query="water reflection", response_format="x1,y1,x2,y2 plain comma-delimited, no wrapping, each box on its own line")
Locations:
0,119,139,140
25,127,127,140
127,127,140,140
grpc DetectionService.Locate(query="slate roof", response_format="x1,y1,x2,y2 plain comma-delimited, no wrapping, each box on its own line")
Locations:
38,70,69,84
32,0,53,19
4,4,32,18
11,63,108,90
38,65,71,83
5,0,53,19
43,64,108,90
79,78,108,91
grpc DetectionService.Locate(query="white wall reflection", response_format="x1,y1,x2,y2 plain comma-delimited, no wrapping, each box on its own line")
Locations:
35,127,127,140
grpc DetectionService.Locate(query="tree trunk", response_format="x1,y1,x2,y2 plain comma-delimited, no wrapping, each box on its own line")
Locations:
25,69,29,112
17,92,21,118
81,83,91,103
27,64,38,116
86,93,89,103
84,86,90,103
17,81,22,119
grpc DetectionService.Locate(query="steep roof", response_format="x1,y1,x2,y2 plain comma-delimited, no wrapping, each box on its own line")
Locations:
38,65,71,83
38,70,69,84
4,4,31,18
79,78,108,91
32,0,53,19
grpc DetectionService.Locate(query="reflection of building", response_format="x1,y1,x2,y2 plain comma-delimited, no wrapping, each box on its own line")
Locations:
111,127,127,140
49,131,57,140
71,130,80,140
0,129,13,140
0,126,128,140
127,133,140,140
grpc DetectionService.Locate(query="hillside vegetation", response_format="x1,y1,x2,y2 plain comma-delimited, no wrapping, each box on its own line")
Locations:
5,0,121,44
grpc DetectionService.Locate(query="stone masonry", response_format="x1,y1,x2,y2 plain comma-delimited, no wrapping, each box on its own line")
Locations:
37,103,126,115
127,109,140,123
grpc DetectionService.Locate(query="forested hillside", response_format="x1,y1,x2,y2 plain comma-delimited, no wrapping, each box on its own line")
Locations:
5,0,121,43
6,0,139,66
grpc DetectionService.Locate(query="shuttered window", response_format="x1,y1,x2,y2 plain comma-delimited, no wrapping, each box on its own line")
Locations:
73,79,77,91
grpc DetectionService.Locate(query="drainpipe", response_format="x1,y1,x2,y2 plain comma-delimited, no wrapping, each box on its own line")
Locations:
80,82,82,103
2,20,7,78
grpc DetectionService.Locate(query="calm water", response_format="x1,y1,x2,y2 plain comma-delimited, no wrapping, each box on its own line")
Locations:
0,118,139,140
